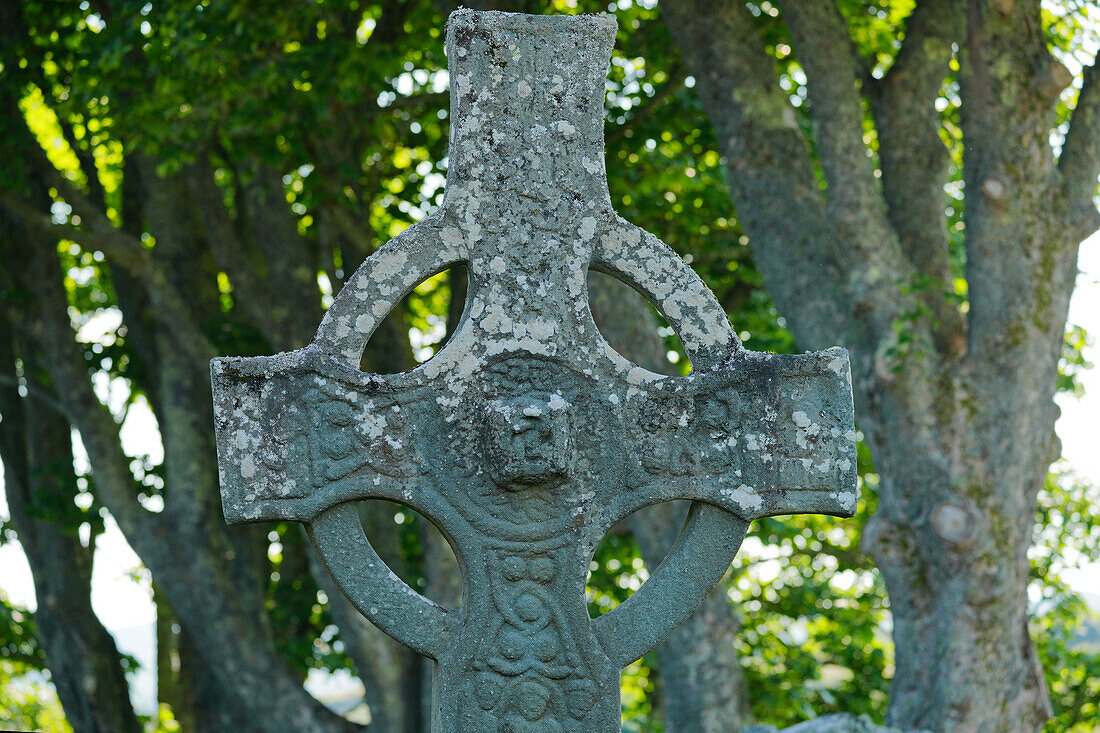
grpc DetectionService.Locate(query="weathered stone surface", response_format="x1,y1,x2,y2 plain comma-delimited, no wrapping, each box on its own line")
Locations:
211,10,856,731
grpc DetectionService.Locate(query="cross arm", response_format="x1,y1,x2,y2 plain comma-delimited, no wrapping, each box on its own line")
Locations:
591,347,856,665
598,346,858,531
211,349,460,658
211,349,450,527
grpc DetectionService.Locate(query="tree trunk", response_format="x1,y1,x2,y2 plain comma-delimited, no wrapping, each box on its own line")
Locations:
131,162,359,732
2,210,358,732
660,1,1093,729
0,306,142,733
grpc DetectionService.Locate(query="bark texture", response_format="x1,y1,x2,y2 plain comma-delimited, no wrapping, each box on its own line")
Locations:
660,1,1098,730
0,32,362,722
0,292,141,733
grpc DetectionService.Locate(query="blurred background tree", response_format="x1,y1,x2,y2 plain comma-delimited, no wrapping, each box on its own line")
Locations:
0,1,1098,732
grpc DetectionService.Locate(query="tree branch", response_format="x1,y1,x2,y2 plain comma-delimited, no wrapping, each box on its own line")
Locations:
1,231,161,546
879,0,956,91
776,0,914,293
15,136,151,272
1059,58,1100,238
663,0,929,374
1,182,217,372
659,0,855,353
869,0,964,356
184,158,284,346
0,373,67,416
957,0,1073,373
9,125,221,370
777,0,881,206
0,190,141,265
606,65,687,147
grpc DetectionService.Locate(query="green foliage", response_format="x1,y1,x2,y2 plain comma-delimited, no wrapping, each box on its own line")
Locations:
838,0,914,72
0,594,67,732
583,525,660,727
0,659,71,733
1031,472,1100,733
737,440,890,727
266,522,354,677
0,594,43,670
1059,324,1093,397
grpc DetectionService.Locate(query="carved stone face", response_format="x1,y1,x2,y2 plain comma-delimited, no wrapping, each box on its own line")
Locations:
483,391,572,490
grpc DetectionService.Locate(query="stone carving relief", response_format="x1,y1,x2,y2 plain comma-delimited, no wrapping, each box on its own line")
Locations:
211,10,857,731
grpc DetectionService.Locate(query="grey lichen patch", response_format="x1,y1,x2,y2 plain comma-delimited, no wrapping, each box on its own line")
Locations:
210,10,857,733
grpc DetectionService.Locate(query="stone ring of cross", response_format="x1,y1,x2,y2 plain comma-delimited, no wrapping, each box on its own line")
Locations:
212,10,856,732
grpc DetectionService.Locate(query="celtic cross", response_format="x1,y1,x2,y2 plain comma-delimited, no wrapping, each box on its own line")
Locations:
212,10,856,731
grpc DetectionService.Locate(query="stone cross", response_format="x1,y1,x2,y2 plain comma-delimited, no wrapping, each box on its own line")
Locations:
212,10,856,732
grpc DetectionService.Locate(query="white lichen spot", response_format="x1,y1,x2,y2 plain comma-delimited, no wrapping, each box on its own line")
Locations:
480,303,513,335
827,352,848,376
240,455,257,479
553,120,576,136
358,406,387,440
578,217,597,241
372,300,390,318
517,80,532,97
440,226,464,247
333,315,352,339
355,314,373,332
526,319,555,341
371,249,408,281
723,484,763,512
548,393,567,410
792,411,811,428
489,256,506,274
463,220,483,242
607,393,619,405
522,406,543,417
233,429,250,450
